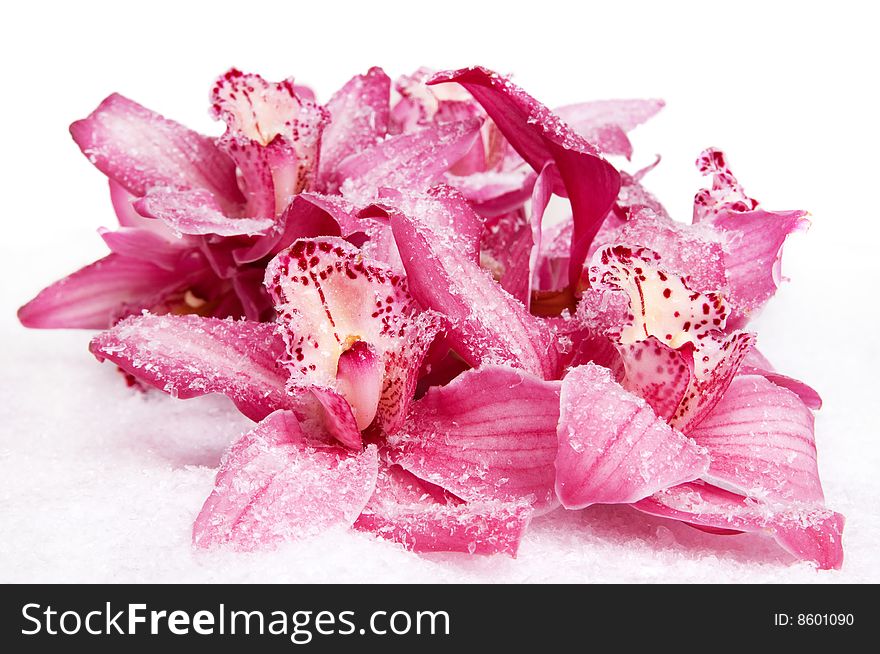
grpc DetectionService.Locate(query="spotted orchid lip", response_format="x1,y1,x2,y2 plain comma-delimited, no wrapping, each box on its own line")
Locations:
20,65,842,568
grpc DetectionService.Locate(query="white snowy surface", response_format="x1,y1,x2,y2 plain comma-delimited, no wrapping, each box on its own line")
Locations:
2,0,878,582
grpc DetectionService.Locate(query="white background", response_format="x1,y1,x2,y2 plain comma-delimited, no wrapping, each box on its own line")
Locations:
1,0,877,582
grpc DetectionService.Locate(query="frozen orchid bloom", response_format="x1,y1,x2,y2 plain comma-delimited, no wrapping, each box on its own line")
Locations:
211,68,330,218
581,244,756,431
615,149,808,327
20,68,402,329
571,246,842,566
18,94,266,327
266,237,442,444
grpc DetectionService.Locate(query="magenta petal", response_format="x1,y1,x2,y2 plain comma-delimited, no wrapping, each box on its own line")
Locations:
555,99,665,158
447,168,537,219
70,93,242,209
337,119,482,202
319,67,391,189
389,365,561,513
109,179,163,230
335,340,384,432
135,187,273,237
555,364,709,508
309,387,363,450
389,191,559,379
193,410,378,550
741,365,822,410
430,67,621,286
632,482,845,570
233,192,359,265
689,375,824,504
354,464,532,556
98,226,189,271
713,209,809,325
19,254,189,329
89,313,295,421
670,331,757,432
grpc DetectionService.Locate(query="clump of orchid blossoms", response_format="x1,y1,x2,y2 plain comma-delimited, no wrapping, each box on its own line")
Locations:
19,65,844,569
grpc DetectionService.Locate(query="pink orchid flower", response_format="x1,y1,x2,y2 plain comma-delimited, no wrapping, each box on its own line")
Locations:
41,64,842,568
18,67,480,328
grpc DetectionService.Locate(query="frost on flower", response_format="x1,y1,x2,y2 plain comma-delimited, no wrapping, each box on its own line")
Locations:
20,64,843,569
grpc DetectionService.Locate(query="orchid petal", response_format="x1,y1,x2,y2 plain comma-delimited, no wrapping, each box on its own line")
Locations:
319,67,391,188
135,187,273,237
614,336,691,421
555,363,709,508
70,93,243,209
18,254,198,329
693,148,758,222
337,119,482,202
555,99,665,158
446,168,537,219
389,365,561,513
335,340,384,432
354,463,532,556
632,481,844,570
233,192,362,265
98,226,190,271
212,69,329,217
89,313,297,421
671,330,756,432
430,67,620,286
309,387,363,450
389,189,559,379
713,209,809,326
193,410,378,550
689,375,824,504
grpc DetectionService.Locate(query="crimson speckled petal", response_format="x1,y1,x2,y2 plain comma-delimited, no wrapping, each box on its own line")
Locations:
266,237,440,434
212,69,329,217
